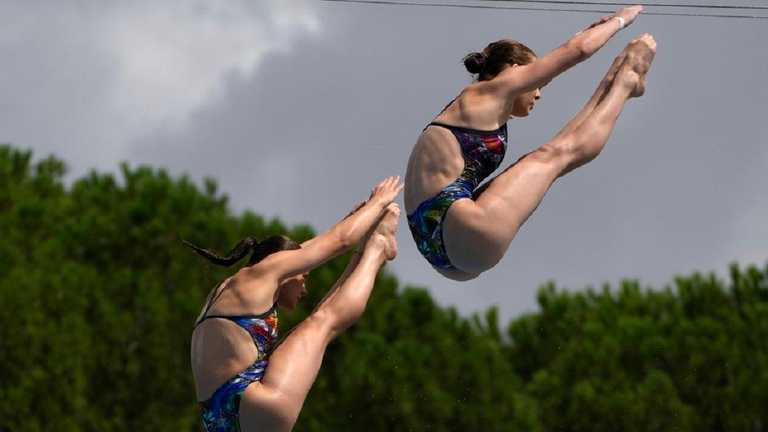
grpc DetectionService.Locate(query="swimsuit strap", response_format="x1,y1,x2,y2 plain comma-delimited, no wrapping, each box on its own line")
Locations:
194,278,229,328
197,305,277,324
428,121,507,136
427,94,508,136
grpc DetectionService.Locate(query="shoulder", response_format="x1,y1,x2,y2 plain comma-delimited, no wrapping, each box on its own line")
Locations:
228,266,279,305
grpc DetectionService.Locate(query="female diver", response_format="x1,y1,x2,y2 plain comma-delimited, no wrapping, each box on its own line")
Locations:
187,176,402,431
404,5,656,280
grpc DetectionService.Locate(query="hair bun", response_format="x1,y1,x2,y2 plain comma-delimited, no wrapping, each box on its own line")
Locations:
463,52,486,74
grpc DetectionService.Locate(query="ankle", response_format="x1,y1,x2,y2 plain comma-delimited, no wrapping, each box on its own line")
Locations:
362,237,388,262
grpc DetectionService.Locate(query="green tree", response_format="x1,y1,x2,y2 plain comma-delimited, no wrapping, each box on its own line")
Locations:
507,269,768,431
1,144,766,431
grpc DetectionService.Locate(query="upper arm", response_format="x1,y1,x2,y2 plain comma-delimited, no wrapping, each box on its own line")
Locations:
492,41,585,97
251,229,348,282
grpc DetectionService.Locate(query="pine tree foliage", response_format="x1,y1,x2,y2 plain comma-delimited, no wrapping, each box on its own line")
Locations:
1,145,766,431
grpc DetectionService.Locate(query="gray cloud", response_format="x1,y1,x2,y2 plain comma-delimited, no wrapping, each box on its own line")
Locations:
3,1,766,323
0,0,320,175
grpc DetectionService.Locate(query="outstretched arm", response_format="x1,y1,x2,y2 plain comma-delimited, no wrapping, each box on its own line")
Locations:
253,176,403,281
493,5,642,96
252,205,400,431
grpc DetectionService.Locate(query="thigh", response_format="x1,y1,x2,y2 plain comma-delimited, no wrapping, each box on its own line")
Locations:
239,314,333,431
443,150,563,274
442,197,505,274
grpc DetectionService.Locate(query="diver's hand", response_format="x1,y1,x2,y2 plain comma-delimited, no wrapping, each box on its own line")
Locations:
580,5,642,34
368,176,404,207
615,5,643,28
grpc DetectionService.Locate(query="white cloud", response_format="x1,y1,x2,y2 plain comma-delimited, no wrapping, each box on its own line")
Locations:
99,1,320,130
0,1,321,171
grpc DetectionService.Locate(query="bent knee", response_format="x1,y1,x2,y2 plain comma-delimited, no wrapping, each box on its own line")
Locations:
568,127,602,157
294,310,337,343
309,303,362,339
546,131,602,170
536,139,577,170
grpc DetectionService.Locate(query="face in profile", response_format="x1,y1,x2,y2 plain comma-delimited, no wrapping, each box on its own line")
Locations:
277,272,309,311
505,56,542,118
510,87,541,117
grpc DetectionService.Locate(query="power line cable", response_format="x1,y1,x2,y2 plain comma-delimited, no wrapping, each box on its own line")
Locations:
496,0,768,11
322,0,613,14
319,0,768,19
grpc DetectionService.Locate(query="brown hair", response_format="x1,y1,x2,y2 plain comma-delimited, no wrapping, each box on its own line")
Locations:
186,235,300,324
463,39,537,81
182,235,300,267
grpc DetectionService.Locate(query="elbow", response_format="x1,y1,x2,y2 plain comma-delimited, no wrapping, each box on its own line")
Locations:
567,39,592,63
336,229,355,251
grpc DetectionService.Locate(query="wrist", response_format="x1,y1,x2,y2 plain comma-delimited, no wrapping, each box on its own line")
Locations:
614,16,626,30
370,196,389,208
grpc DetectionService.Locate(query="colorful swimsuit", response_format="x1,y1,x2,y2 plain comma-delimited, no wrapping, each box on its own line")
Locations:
196,306,279,432
407,122,508,270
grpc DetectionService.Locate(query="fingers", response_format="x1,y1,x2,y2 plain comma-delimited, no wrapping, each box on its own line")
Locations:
386,175,400,190
371,176,399,193
617,4,643,26
394,182,404,196
367,175,404,209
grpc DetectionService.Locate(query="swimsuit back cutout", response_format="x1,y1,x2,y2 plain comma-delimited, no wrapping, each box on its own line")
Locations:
407,122,508,270
428,122,508,183
196,307,279,356
196,307,279,432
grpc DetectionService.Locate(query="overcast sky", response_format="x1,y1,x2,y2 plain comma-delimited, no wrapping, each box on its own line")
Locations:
2,0,766,324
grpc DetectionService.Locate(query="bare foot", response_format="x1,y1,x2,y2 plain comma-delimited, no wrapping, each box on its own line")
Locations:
602,31,654,88
603,51,627,85
364,203,400,261
617,33,657,98
627,33,656,75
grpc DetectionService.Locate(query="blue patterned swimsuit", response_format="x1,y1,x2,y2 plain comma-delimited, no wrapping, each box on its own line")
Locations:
407,122,508,270
196,306,279,432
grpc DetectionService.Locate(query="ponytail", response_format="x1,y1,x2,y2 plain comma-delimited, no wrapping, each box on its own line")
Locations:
183,235,300,267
